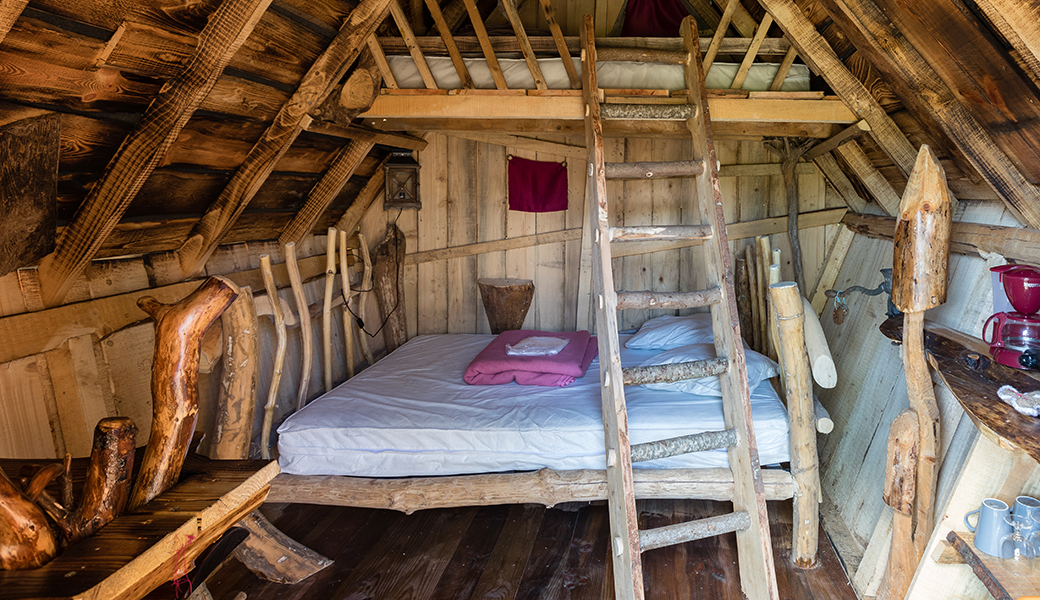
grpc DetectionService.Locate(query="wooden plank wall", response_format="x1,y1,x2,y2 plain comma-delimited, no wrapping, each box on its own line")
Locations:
815,200,1017,597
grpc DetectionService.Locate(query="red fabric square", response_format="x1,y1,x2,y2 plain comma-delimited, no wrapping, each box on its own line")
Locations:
620,0,690,37
508,156,568,213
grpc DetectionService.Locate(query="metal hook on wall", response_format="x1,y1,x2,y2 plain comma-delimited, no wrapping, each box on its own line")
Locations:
825,268,901,324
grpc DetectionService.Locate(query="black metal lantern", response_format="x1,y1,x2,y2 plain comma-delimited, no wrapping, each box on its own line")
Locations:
384,150,421,210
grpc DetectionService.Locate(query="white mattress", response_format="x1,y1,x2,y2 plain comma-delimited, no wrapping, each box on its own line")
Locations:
388,55,811,91
277,334,790,477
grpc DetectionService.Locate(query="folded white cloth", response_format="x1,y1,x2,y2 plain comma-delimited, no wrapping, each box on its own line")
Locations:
505,336,570,356
997,385,1040,417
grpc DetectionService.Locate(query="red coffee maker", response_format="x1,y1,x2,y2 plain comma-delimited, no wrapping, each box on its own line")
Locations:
985,266,1040,369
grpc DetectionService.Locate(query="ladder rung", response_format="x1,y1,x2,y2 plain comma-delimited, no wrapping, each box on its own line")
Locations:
639,511,750,552
609,225,712,242
615,287,721,310
601,103,694,121
630,428,736,463
622,358,728,386
603,160,704,180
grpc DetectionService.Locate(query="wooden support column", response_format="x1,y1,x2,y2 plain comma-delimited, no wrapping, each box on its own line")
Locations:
34,0,271,307
129,277,238,510
373,225,407,352
764,138,815,293
0,113,58,278
258,256,286,460
285,242,313,411
0,0,29,45
210,286,259,460
279,141,375,246
176,0,393,279
769,281,819,567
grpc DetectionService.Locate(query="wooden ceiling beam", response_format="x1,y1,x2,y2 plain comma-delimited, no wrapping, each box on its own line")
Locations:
0,0,29,45
835,140,900,215
498,0,547,90
307,119,428,151
389,0,438,88
365,117,838,138
812,152,870,213
374,36,793,57
175,0,393,279
802,119,870,162
970,0,1040,87
821,0,1040,229
33,0,273,308
423,0,475,88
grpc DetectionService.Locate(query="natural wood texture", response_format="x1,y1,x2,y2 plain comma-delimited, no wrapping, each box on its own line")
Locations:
177,0,392,278
337,49,384,115
268,468,799,509
731,14,773,89
877,410,918,600
499,0,547,90
232,510,333,584
373,35,795,56
971,0,1040,88
307,121,425,151
258,256,286,461
765,138,815,294
615,288,722,310
769,47,798,91
423,0,473,89
35,0,272,307
284,242,313,412
834,141,901,215
338,230,356,379
210,286,259,460
389,0,437,89
639,511,750,552
892,146,953,313
622,358,729,386
476,278,535,334
745,245,762,352
0,0,28,46
801,297,836,388
128,277,238,511
279,141,375,246
373,225,407,352
0,459,278,600
813,153,870,213
0,113,57,278
334,156,388,236
0,465,58,569
366,36,398,89
704,0,741,71
946,531,1040,600
759,237,774,359
537,0,579,89
322,229,337,393
823,0,1040,229
355,233,376,365
770,282,819,567
461,0,507,89
803,120,870,163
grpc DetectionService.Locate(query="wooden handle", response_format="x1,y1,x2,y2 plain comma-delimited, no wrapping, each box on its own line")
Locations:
892,144,953,312
70,417,138,542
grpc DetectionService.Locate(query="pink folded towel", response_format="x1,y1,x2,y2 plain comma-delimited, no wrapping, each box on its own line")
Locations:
464,330,599,387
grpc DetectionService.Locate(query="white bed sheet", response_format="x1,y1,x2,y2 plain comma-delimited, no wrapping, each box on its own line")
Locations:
277,334,790,477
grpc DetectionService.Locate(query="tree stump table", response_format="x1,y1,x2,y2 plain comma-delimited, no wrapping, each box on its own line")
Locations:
477,278,535,334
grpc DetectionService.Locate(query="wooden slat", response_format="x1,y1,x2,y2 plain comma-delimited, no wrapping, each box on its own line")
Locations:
176,0,392,279
279,140,376,245
971,0,1040,86
768,46,798,91
537,0,579,89
389,0,437,89
423,0,473,88
461,0,507,89
0,0,28,46
639,511,749,552
33,0,272,307
306,119,426,150
703,0,741,71
730,14,773,90
809,225,855,315
802,120,870,162
812,153,869,213
834,140,900,215
499,0,547,90
366,36,398,89
365,117,838,138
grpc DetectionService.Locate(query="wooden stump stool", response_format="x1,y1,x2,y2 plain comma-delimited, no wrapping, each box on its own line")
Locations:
477,278,535,334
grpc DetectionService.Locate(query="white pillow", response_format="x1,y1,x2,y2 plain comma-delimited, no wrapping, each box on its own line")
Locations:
638,343,779,396
625,313,714,350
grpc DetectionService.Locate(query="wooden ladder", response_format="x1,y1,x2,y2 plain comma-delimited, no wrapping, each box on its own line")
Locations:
579,15,780,600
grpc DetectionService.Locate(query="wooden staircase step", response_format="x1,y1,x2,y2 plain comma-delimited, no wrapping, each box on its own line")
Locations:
615,287,721,310
609,225,712,242
621,358,728,386
630,429,736,463
639,511,750,552
604,160,704,179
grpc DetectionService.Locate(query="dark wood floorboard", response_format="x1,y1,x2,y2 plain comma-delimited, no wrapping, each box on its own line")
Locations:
205,500,857,600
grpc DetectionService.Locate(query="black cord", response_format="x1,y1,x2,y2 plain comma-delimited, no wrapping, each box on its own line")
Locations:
344,210,403,338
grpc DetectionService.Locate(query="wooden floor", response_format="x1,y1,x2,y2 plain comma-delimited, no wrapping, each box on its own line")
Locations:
202,498,856,600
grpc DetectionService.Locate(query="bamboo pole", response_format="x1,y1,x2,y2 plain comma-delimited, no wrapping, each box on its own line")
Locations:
322,228,338,393
769,281,819,567
356,233,375,366
339,230,356,379
285,242,313,411
259,255,286,461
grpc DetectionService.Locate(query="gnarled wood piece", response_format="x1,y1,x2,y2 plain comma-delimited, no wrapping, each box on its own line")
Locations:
259,256,287,461
285,242,313,411
211,286,258,460
355,233,375,365
877,410,919,600
764,137,816,294
477,278,534,334
232,511,333,584
128,277,238,511
0,466,58,570
68,417,138,543
373,225,407,351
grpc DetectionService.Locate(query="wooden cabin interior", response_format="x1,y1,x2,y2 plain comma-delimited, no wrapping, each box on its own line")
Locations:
3,0,1040,598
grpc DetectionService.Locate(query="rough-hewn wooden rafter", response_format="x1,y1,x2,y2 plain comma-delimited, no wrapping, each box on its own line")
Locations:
971,0,1040,87
34,0,273,308
176,0,393,279
0,0,29,45
822,0,1040,229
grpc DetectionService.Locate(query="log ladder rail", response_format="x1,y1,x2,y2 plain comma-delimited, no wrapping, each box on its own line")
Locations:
581,16,780,600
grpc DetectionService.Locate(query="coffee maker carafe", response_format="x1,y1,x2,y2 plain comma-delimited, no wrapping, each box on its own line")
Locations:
987,265,1040,369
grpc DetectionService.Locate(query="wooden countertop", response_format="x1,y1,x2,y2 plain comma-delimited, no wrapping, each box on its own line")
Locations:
880,315,1040,465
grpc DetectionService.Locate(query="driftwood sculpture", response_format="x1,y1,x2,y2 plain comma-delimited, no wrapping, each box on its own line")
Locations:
878,145,951,600
129,277,238,510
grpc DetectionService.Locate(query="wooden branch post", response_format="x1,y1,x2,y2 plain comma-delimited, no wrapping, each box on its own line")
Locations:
211,286,259,460
889,144,952,575
764,138,816,294
769,281,819,567
877,410,919,600
356,233,375,365
259,255,287,460
285,242,313,411
338,230,356,379
128,277,238,511
322,228,337,392
373,225,407,352
477,278,535,334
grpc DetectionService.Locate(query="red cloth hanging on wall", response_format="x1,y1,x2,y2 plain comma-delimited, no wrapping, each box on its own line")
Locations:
620,0,690,37
508,156,568,213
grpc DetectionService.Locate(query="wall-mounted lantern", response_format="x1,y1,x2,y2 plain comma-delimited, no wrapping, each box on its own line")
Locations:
384,150,421,210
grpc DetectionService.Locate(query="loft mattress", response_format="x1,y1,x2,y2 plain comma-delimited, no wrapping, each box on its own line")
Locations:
277,334,790,477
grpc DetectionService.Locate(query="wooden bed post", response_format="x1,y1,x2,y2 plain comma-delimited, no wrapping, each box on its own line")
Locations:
128,277,238,511
769,281,819,567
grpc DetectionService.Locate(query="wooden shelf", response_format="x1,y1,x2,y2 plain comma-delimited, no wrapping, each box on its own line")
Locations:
947,531,1040,600
879,316,1040,465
